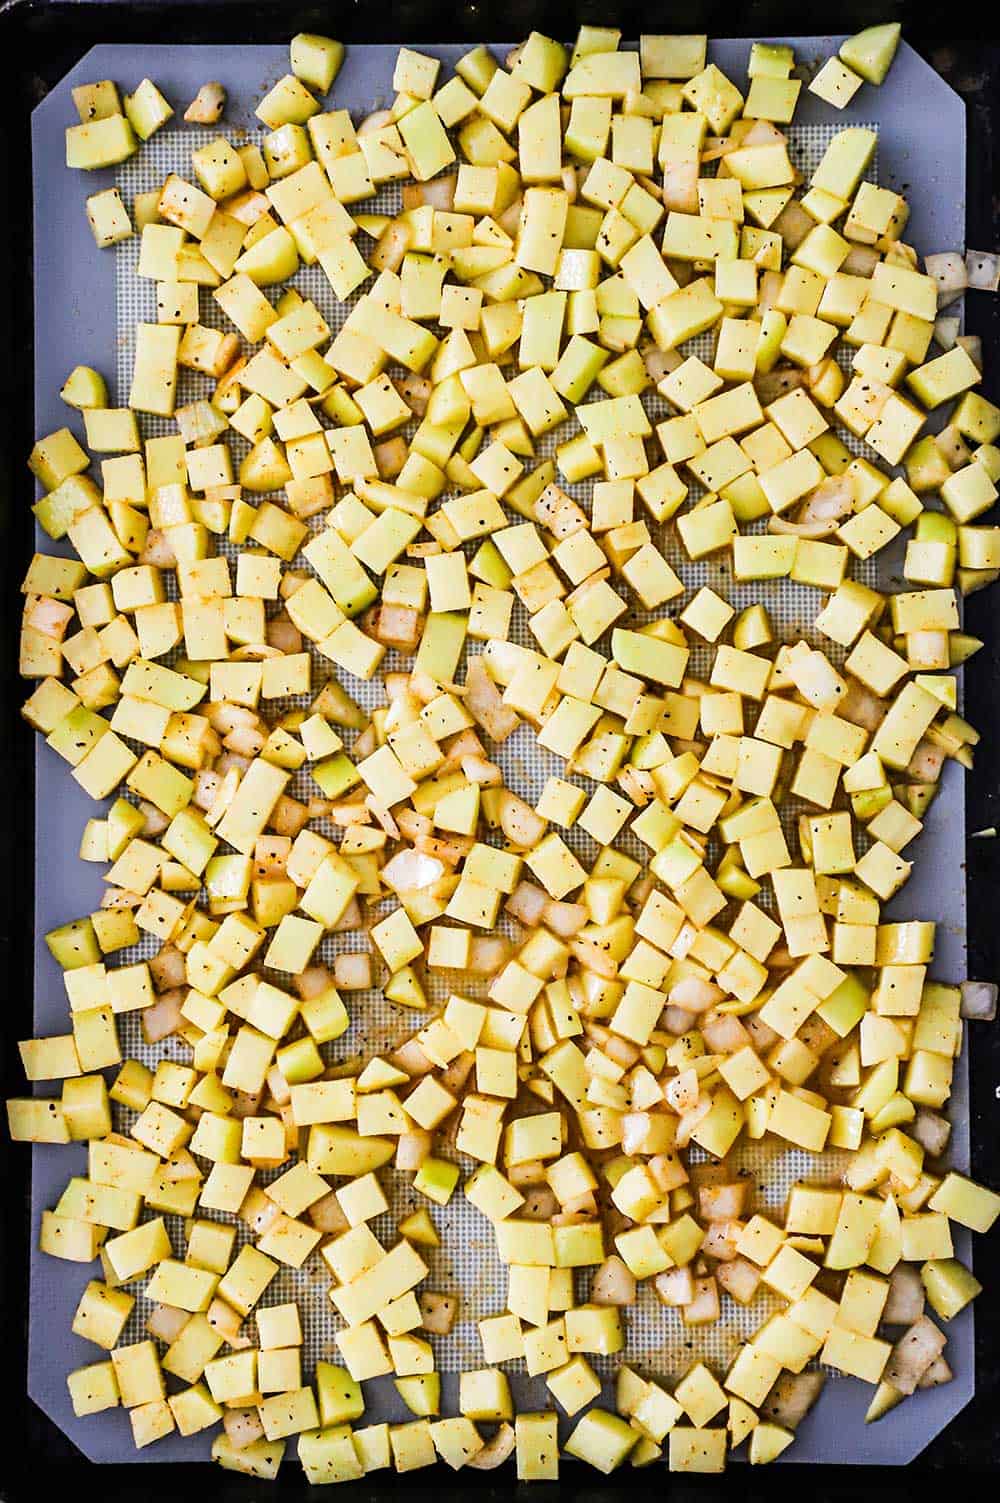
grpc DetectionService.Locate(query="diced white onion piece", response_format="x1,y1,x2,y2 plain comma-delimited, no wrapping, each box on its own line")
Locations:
665,1068,700,1114
675,1095,713,1146
884,1316,947,1395
700,1013,752,1053
358,109,392,135
698,1182,749,1221
146,1304,190,1343
883,1265,926,1326
308,1191,351,1235
331,897,363,932
911,1107,952,1157
925,251,968,307
543,900,588,937
499,791,547,849
381,848,446,893
391,1038,435,1077
761,1372,826,1429
420,1290,459,1335
754,366,805,405
498,196,523,238
917,1354,954,1389
662,1004,696,1035
839,680,890,733
370,219,411,273
773,199,814,250
465,655,520,744
654,1267,695,1307
393,372,432,415
405,174,455,211
468,935,511,973
223,1407,265,1451
702,1221,740,1260
935,424,971,468
149,944,186,990
641,340,683,385
569,935,616,978
521,1185,559,1221
960,979,998,1020
669,976,724,1012
966,249,1000,290
506,881,548,927
466,1423,513,1469
620,1111,653,1156
716,1258,762,1304
142,988,184,1043
906,739,946,783
683,1276,720,1324
460,754,502,786
841,244,880,277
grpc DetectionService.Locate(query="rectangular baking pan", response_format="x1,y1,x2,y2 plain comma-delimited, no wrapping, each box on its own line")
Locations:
2,2,999,1493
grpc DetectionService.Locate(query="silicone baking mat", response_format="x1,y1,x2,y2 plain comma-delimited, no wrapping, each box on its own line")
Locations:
29,38,972,1463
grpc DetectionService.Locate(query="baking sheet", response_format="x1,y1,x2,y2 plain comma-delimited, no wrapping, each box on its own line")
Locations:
29,37,972,1464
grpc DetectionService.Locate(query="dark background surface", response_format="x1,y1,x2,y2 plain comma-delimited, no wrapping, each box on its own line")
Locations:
0,2,997,1496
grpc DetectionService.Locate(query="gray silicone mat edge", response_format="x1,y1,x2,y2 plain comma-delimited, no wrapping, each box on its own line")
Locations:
27,37,973,1466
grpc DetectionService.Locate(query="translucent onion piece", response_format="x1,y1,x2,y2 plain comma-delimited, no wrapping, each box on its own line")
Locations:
381,847,446,893
683,1275,720,1323
223,1407,265,1451
467,935,511,974
960,979,998,1020
370,219,411,273
754,365,805,404
675,1095,713,1146
465,655,520,744
668,976,725,1012
966,248,1000,291
358,108,392,135
404,173,456,211
466,1423,514,1469
911,1107,952,1157
771,473,856,537
841,244,880,277
506,880,548,927
665,1068,700,1113
543,899,588,937
419,1290,459,1334
591,1254,637,1306
700,1013,752,1053
883,1265,926,1325
662,1004,697,1035
924,251,968,307
499,791,547,849
884,1316,947,1395
917,1355,954,1389
141,987,184,1043
654,1267,695,1307
761,1372,826,1430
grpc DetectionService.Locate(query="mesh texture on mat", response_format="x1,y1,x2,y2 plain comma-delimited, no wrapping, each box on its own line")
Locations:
108,118,877,1384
